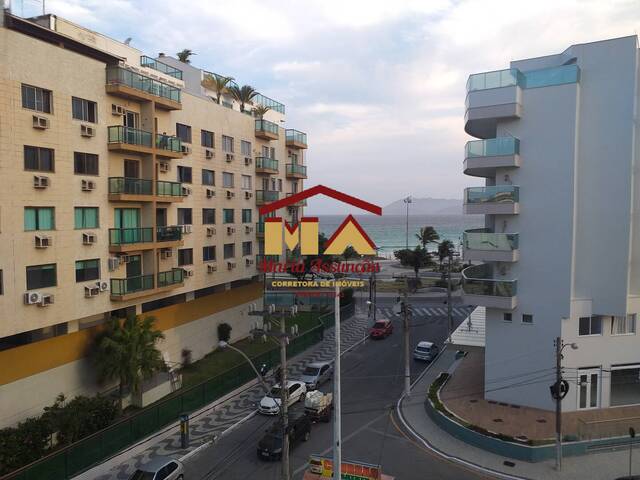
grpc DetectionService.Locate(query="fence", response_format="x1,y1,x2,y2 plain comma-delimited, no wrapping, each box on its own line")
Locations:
578,415,640,441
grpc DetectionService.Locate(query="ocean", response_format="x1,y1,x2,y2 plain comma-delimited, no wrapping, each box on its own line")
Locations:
317,214,483,258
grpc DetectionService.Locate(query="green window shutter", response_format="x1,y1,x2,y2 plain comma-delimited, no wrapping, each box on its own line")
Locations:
24,208,37,231
39,208,54,230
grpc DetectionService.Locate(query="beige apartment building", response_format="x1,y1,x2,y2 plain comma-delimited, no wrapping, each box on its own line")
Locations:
0,10,308,426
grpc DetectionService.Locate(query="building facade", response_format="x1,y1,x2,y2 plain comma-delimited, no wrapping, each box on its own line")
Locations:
462,36,640,412
0,11,308,426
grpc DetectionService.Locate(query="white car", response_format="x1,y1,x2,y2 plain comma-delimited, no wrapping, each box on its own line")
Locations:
259,381,307,415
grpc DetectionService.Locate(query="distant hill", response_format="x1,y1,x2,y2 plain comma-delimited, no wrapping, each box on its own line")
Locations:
383,197,462,215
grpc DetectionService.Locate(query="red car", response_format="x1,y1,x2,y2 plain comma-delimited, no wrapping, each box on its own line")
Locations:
369,319,393,339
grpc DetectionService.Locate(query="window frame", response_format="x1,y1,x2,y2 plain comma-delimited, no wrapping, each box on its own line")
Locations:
522,314,533,324
222,172,234,188
177,166,193,184
202,208,216,225
611,314,637,336
578,316,603,336
503,313,512,322
201,129,214,148
176,123,192,143
177,208,193,225
74,152,99,176
240,140,251,156
26,263,57,290
241,175,252,190
203,245,216,262
24,207,55,231
242,241,252,256
71,96,97,123
75,259,101,283
202,169,215,186
74,207,99,229
241,209,252,223
178,248,194,266
223,243,235,259
223,209,235,224
222,135,234,153
24,145,55,172
21,84,52,114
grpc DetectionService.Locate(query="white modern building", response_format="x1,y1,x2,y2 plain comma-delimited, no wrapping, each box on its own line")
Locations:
462,36,640,412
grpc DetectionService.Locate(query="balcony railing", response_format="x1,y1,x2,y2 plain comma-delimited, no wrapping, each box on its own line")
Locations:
463,228,519,252
286,163,307,177
285,129,307,147
156,226,182,242
256,190,279,203
140,55,183,80
254,93,285,114
464,186,519,205
467,68,521,92
109,227,153,245
108,177,153,196
286,193,307,207
462,264,517,297
156,181,183,197
255,119,279,136
255,157,279,171
111,274,154,296
256,222,265,235
108,125,152,148
465,137,519,158
157,268,184,288
106,66,181,103
467,65,580,92
155,133,182,153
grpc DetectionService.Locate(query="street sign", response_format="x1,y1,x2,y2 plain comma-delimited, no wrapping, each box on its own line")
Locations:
308,456,381,480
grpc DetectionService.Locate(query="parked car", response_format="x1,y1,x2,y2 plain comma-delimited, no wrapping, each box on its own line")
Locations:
369,319,393,339
259,380,307,415
257,414,312,460
129,456,184,480
413,341,439,362
300,361,333,390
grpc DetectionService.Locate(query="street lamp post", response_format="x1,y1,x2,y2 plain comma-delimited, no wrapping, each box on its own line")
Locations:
553,336,578,471
404,196,412,250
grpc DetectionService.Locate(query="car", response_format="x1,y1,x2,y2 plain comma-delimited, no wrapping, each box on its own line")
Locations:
369,319,393,339
258,380,307,415
257,414,312,460
300,361,333,390
128,456,184,480
413,341,439,362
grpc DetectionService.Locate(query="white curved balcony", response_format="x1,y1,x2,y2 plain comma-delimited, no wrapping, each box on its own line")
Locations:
462,264,517,310
463,228,519,262
463,186,519,215
464,137,520,178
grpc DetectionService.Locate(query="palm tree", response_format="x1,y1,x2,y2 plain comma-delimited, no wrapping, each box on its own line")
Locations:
416,226,440,250
176,49,195,63
94,315,165,409
229,84,258,112
437,239,455,272
253,105,270,119
201,73,235,104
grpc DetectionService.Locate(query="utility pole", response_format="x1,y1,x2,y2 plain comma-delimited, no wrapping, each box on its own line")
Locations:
279,308,291,480
446,253,453,344
403,288,411,396
333,281,342,480
555,336,562,472
372,268,377,322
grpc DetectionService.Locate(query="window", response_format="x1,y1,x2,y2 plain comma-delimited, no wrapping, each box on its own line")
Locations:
74,207,99,229
223,209,234,224
177,208,192,225
178,248,193,266
278,179,283,192
201,130,214,148
579,316,602,336
241,140,251,156
222,135,234,152
224,243,235,259
75,259,100,282
522,314,533,324
74,152,99,175
203,246,216,262
0,270,3,295
176,123,192,143
289,152,298,163
610,365,640,406
202,169,215,186
241,175,252,190
270,178,277,190
612,314,636,335
202,208,216,224
24,146,54,172
26,263,57,290
177,166,192,183
242,241,252,256
242,209,252,223
503,313,512,322
223,172,234,188
24,207,55,231
71,97,97,123
22,84,52,113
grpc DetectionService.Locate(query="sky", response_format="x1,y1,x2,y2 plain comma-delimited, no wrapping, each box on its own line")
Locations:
13,0,640,214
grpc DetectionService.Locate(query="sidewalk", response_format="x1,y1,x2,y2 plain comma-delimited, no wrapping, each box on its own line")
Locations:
397,347,640,480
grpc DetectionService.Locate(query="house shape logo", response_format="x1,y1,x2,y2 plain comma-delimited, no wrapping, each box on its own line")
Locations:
259,185,382,256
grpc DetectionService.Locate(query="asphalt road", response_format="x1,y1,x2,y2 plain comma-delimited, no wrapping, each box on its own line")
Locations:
182,297,485,480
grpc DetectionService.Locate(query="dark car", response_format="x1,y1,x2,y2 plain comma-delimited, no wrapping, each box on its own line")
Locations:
257,414,312,460
369,319,393,339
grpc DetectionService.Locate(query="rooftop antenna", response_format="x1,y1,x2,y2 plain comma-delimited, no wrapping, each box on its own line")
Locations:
124,37,132,46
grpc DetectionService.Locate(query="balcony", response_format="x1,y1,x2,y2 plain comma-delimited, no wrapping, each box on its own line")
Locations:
285,129,307,149
255,119,279,140
155,133,183,159
108,126,154,155
156,226,183,247
106,65,181,110
140,55,183,80
463,228,519,262
157,268,184,289
463,186,519,215
109,227,154,252
462,264,517,309
156,181,184,202
254,93,285,114
108,177,153,202
285,193,307,207
464,137,520,177
255,157,279,174
256,222,265,238
256,190,279,205
286,163,307,179
110,274,154,301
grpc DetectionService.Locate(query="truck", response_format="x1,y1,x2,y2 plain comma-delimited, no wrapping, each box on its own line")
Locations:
304,390,333,423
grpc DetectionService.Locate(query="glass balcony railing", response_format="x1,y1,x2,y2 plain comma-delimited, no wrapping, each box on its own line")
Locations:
109,227,153,245
140,55,183,80
467,65,580,92
465,137,519,158
106,66,181,103
108,125,153,148
256,222,265,235
157,268,184,288
464,186,519,205
285,129,307,146
256,190,279,203
156,181,183,197
111,274,154,296
108,177,153,195
286,163,307,177
254,93,285,114
156,226,182,242
286,193,306,207
463,228,519,252
203,70,239,90
255,119,279,136
462,264,517,297
467,68,521,92
155,133,182,153
255,157,279,171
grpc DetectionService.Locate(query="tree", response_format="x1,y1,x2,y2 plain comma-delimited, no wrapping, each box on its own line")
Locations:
94,315,165,409
437,239,455,271
416,226,440,250
342,246,359,260
217,322,232,343
176,49,195,63
201,73,234,104
229,84,258,112
253,105,270,119
406,246,432,281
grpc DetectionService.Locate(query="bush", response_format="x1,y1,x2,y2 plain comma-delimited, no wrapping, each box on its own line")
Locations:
217,322,232,343
0,417,51,475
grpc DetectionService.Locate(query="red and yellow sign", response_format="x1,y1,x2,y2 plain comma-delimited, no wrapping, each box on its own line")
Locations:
308,456,381,480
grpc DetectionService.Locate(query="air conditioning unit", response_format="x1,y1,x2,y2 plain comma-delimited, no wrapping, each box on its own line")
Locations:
181,145,192,155
118,254,131,263
227,262,236,270
182,186,192,196
80,124,96,137
81,179,96,191
245,191,253,199
39,294,55,307
35,235,52,248
207,264,217,273
112,104,126,115
244,157,252,166
32,115,50,129
246,258,255,266
226,190,235,199
183,268,194,277
96,280,109,292
24,291,43,305
227,227,235,235
246,226,254,234
206,189,216,198
181,224,192,234
205,149,215,160
226,153,234,163
159,162,170,173
82,232,97,245
85,285,100,298
160,248,172,259
206,227,216,237
33,175,50,189
108,257,120,271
